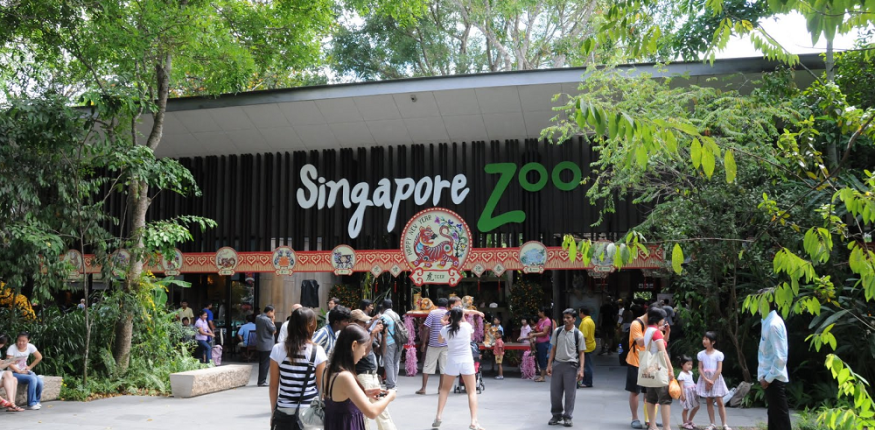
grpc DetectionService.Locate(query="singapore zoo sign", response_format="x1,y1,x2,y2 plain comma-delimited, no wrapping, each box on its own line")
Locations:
296,161,584,239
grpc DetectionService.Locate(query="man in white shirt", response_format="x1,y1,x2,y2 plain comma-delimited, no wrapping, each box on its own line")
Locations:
277,304,303,344
757,297,790,430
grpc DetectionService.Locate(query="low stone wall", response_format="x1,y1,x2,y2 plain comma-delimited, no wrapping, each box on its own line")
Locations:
1,375,62,405
170,364,252,398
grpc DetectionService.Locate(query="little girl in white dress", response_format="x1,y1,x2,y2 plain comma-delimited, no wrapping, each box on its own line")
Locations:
696,332,731,430
677,355,699,429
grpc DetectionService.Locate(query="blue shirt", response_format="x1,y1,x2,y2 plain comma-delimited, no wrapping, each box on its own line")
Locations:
204,308,214,322
758,310,789,383
424,308,448,348
381,310,398,346
312,325,337,356
238,322,256,346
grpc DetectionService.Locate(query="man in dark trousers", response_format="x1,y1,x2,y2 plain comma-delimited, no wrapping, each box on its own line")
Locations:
546,308,586,427
599,297,617,354
758,296,791,430
255,305,276,387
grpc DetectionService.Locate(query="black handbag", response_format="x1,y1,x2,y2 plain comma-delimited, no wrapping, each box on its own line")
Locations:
271,347,317,430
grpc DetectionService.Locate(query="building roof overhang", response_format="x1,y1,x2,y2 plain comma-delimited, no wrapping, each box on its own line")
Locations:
140,54,825,158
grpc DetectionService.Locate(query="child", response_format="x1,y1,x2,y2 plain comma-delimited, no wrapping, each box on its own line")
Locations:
517,318,532,345
678,355,700,430
697,332,731,430
492,316,505,380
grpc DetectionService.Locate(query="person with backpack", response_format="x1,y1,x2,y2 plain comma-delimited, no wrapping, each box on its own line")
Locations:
546,308,586,427
378,299,408,390
528,306,554,383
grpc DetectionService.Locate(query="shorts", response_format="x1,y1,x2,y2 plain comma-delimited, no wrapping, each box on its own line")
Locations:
645,386,672,405
626,365,645,394
494,353,504,365
444,358,475,376
423,346,448,374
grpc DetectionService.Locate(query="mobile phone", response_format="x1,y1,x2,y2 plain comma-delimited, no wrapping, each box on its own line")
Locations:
376,390,388,398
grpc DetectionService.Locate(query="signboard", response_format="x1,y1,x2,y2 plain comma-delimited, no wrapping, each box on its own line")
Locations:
519,241,547,274
161,248,183,276
402,208,471,286
272,246,296,275
215,247,239,276
331,245,356,276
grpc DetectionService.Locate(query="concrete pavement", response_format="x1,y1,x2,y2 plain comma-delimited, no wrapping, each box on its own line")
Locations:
0,353,770,430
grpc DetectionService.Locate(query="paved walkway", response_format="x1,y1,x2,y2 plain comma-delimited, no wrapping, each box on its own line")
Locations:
1,354,771,430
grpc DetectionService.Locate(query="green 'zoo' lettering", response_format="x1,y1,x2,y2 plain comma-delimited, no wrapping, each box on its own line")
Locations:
477,162,583,232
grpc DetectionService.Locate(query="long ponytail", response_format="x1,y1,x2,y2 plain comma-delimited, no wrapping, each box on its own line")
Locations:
447,307,463,339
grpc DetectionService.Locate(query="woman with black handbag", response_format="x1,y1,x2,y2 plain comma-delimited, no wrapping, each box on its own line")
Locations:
322,325,397,430
269,308,327,430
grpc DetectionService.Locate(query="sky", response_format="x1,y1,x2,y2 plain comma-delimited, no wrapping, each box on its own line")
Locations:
719,12,864,58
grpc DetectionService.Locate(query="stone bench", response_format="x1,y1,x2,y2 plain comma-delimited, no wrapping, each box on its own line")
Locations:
170,364,252,398
0,375,62,405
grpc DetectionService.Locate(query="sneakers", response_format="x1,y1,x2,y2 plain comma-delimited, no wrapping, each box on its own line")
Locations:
563,418,573,427
26,403,41,410
548,416,563,426
495,376,504,380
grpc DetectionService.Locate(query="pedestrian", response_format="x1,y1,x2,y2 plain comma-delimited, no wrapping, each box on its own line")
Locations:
677,355,700,430
314,305,351,357
697,331,731,430
517,318,532,345
577,307,596,388
433,307,484,430
417,298,449,395
328,297,340,311
359,299,375,316
203,302,216,331
350,309,397,430
378,299,403,390
641,307,674,430
277,303,303,344
492,316,505,380
0,334,23,412
268,308,326,427
176,300,194,322
662,300,675,327
194,310,213,363
546,309,586,427
599,297,618,354
625,304,649,429
323,324,397,430
528,306,553,383
757,298,790,430
256,305,277,387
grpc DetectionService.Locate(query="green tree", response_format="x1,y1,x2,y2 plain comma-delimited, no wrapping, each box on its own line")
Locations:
330,0,607,80
1,0,333,372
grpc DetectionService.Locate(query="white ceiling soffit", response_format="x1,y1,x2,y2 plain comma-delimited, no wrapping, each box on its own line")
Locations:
148,55,825,158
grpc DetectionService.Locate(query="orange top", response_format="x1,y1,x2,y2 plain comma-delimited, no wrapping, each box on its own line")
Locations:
626,318,646,367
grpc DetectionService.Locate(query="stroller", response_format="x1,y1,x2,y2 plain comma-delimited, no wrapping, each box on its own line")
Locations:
454,340,485,394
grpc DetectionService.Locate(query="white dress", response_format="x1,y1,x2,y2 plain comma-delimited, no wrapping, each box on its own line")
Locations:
440,322,475,376
696,349,729,397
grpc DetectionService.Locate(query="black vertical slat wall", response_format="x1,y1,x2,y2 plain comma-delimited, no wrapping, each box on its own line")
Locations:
132,137,643,253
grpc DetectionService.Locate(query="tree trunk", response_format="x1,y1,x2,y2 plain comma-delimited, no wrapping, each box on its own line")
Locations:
112,55,169,372
728,264,752,382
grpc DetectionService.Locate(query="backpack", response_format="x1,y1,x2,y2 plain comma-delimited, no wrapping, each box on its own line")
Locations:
386,310,410,345
211,345,223,366
552,327,583,359
619,318,645,366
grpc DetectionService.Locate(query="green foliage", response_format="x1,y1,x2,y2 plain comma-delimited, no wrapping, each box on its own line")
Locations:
0,281,202,400
329,284,362,310
509,278,545,321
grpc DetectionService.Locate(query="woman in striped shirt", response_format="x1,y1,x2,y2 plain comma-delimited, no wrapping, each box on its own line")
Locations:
269,308,328,422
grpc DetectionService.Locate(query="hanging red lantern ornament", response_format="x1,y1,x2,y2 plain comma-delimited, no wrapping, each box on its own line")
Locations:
394,281,397,293
498,278,501,292
375,280,379,295
477,280,481,292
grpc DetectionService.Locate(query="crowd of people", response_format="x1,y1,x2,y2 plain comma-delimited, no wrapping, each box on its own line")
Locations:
162,292,791,430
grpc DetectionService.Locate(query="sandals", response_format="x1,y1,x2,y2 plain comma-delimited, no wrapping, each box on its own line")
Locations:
6,405,24,412
533,377,545,382
469,423,486,430
432,418,441,428
682,423,696,430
